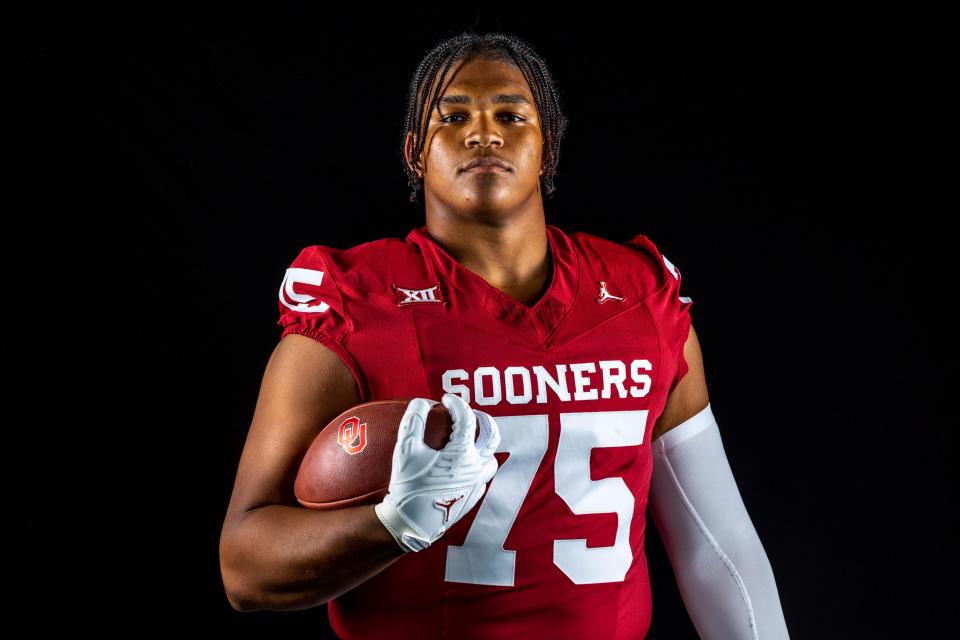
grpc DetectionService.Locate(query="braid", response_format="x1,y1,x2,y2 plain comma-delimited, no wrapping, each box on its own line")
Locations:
400,31,569,204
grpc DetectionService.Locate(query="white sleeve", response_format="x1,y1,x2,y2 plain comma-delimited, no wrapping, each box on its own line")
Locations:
649,403,791,639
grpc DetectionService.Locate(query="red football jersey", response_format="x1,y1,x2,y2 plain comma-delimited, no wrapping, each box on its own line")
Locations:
276,224,693,640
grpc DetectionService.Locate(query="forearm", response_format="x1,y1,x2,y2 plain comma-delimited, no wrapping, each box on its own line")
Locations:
650,403,790,639
664,522,789,639
220,503,406,611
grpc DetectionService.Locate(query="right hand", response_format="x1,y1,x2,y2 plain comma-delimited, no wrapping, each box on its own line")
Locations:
374,393,501,552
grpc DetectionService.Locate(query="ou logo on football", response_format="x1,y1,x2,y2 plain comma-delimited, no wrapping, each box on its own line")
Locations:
279,267,330,313
337,416,367,455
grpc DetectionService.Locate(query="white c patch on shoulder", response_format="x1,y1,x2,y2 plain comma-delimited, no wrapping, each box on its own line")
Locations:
279,267,331,313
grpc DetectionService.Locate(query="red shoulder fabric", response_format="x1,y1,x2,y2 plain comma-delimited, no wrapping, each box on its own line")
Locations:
623,233,694,395
276,245,366,401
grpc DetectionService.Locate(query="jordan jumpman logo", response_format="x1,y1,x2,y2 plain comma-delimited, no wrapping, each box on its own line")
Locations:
596,280,625,304
435,495,465,523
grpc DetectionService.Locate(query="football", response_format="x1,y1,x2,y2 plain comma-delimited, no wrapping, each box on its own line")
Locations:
294,398,479,510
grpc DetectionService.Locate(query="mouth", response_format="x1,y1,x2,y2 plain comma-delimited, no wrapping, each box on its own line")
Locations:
463,165,511,173
461,156,513,172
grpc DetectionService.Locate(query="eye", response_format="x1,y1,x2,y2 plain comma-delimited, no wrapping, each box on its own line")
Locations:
438,113,526,123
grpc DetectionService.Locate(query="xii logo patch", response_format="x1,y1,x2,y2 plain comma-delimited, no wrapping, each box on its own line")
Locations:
393,282,446,306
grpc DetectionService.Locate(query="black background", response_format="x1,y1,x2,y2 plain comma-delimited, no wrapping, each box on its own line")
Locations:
23,6,953,637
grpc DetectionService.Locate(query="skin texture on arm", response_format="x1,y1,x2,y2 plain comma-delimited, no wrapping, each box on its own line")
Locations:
218,334,407,612
650,324,791,639
652,324,710,440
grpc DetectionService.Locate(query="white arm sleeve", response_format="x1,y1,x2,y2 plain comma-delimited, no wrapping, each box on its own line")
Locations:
649,403,790,639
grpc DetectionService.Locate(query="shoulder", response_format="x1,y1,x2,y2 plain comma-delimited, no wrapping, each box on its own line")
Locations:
566,229,685,297
287,235,424,288
280,235,435,322
288,236,415,275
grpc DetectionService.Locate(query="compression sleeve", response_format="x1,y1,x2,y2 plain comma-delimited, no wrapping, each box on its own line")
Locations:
649,403,791,639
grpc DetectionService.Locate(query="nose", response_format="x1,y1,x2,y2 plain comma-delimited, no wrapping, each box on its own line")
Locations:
465,112,504,148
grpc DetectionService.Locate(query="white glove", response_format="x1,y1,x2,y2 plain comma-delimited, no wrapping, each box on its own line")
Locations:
374,393,500,553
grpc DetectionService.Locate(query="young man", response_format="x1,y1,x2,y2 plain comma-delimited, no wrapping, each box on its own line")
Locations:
220,32,790,639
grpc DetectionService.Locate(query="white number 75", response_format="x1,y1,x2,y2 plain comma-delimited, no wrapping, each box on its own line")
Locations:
445,409,650,586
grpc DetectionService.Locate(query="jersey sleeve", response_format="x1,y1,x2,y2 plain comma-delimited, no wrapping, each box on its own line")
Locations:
623,234,694,394
276,245,367,401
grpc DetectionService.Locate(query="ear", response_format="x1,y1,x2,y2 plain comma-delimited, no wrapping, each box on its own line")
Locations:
541,129,554,176
404,132,423,177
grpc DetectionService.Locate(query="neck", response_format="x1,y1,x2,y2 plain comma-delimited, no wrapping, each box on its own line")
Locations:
424,213,551,307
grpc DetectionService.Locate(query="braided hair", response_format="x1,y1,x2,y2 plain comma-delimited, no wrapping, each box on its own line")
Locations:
400,31,569,204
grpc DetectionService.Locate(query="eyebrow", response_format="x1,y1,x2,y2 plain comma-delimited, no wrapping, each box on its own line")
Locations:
438,93,532,107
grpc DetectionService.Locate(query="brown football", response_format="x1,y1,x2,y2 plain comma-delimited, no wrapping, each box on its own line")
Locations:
294,398,480,510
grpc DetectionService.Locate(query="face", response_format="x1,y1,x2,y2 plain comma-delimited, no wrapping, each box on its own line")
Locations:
405,57,545,222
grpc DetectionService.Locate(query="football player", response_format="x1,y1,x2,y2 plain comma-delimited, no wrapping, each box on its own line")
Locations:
220,31,790,640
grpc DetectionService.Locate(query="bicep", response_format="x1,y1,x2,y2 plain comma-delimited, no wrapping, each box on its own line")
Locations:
652,323,710,441
222,334,361,529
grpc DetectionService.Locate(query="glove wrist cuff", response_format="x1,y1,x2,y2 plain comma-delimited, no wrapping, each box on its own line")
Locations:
375,499,431,553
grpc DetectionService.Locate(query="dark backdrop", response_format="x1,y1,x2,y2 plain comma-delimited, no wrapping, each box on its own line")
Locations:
26,7,952,637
